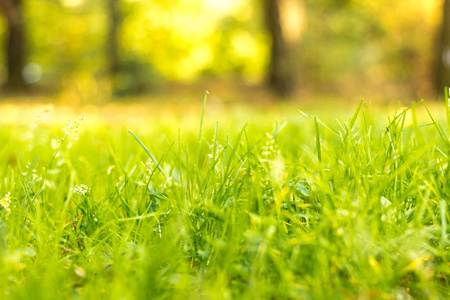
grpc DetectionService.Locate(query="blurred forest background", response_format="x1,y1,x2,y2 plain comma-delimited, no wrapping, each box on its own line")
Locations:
0,0,449,103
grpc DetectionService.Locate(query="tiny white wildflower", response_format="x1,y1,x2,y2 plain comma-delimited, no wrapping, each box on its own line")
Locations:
143,159,154,180
62,113,85,140
72,184,90,196
261,133,278,161
208,140,223,160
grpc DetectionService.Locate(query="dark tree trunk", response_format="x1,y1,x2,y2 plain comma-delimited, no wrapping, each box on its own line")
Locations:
0,0,27,91
264,0,296,97
436,0,450,95
107,0,120,75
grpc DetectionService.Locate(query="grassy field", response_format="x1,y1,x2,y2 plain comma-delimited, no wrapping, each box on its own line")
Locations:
0,96,449,299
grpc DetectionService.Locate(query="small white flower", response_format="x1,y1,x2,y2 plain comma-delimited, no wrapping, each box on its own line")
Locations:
144,159,154,180
208,141,223,160
72,184,90,196
62,114,85,140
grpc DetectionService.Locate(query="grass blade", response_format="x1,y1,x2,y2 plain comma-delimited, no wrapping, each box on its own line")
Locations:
128,130,164,174
314,117,322,163
198,91,209,144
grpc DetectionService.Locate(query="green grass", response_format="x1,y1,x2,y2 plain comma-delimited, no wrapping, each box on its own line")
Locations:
0,99,449,299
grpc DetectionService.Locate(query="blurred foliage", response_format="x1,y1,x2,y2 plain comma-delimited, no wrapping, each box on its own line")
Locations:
301,0,440,96
0,0,443,97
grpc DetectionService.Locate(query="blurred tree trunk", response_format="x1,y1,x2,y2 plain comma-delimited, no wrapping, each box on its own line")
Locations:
264,0,296,97
436,0,450,95
0,0,27,91
107,0,121,76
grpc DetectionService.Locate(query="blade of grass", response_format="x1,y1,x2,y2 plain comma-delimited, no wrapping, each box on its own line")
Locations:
314,117,322,164
198,91,209,144
128,130,164,174
440,200,448,246
299,110,339,136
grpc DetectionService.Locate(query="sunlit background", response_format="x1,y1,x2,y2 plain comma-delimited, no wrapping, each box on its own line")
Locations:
0,0,447,104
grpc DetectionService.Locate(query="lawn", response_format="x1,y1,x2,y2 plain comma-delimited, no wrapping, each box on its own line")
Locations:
0,96,449,299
